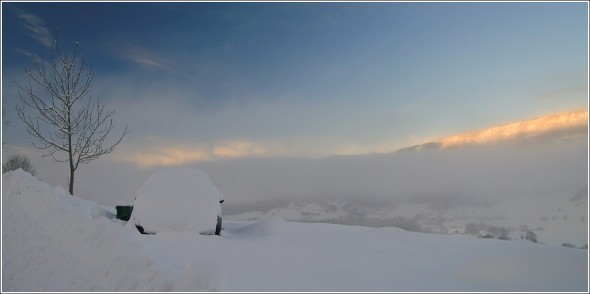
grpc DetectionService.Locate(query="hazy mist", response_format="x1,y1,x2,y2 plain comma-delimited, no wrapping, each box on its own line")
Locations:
3,126,587,245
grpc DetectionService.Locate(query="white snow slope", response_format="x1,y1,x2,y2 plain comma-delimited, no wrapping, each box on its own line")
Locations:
2,170,588,292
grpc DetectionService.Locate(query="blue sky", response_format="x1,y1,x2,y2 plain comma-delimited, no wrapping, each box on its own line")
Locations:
2,2,588,166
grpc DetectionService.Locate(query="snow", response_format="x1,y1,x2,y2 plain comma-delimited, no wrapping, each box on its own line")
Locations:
128,167,222,234
2,169,213,291
2,169,588,291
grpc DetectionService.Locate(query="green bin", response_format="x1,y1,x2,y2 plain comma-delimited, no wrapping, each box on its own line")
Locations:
116,205,134,221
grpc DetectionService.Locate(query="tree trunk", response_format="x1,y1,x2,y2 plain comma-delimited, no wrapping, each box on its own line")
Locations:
68,132,74,195
68,109,74,195
69,167,74,195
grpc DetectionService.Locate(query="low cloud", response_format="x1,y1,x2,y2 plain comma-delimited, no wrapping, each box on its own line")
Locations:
124,145,210,168
117,139,278,168
116,138,413,168
213,141,269,158
198,137,587,210
113,108,589,168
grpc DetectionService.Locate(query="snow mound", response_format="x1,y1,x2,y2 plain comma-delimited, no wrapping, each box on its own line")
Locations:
128,167,222,234
2,169,223,291
228,218,288,238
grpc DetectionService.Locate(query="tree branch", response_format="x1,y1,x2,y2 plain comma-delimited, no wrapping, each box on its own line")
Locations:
15,36,127,195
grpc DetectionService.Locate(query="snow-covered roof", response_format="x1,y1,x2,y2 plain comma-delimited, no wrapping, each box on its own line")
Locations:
115,197,135,207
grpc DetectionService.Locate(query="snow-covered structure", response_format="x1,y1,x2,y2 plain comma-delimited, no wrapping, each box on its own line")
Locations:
128,168,223,235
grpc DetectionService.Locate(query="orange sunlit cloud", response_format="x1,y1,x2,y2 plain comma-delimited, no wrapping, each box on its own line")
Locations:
124,146,210,168
439,109,588,148
120,109,588,168
212,141,268,158
121,140,276,168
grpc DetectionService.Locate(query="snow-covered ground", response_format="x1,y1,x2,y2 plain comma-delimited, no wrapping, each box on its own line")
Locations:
224,197,588,246
2,170,588,291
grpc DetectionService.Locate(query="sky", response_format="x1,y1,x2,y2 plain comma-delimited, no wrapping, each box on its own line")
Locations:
1,2,588,207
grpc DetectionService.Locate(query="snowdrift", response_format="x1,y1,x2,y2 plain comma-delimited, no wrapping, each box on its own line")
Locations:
129,167,222,235
2,169,588,291
2,170,221,291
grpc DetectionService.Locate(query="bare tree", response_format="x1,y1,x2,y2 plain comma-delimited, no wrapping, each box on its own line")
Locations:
15,37,127,195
